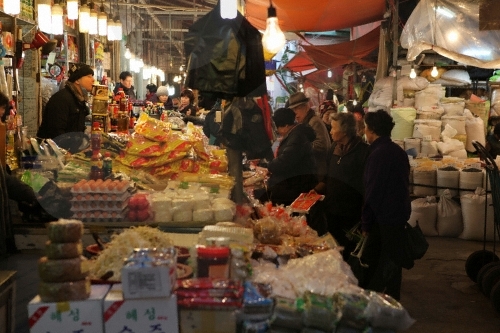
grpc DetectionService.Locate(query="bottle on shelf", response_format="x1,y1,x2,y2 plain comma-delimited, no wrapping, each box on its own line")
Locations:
103,152,112,178
91,121,102,152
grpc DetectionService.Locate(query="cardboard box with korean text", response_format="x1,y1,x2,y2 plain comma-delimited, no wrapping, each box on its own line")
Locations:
103,284,178,333
179,309,237,333
27,285,110,333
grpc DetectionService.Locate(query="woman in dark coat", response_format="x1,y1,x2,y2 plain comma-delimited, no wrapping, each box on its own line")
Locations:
37,63,94,152
267,108,317,206
315,112,369,260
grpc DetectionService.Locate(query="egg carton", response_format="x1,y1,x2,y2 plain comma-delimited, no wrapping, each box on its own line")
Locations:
70,180,130,195
70,200,128,212
71,191,131,202
72,210,127,222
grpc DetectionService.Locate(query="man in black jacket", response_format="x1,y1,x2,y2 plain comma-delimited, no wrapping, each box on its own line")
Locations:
37,63,94,152
113,71,136,100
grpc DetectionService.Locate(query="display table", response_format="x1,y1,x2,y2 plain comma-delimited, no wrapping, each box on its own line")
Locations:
0,270,16,333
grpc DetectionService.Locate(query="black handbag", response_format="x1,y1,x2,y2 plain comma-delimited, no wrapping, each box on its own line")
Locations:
405,221,429,260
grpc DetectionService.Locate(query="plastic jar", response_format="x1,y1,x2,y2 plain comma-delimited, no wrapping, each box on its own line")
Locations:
196,246,230,279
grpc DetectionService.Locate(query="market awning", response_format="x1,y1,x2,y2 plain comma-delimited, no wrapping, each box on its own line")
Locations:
301,27,380,70
244,0,386,32
283,52,316,72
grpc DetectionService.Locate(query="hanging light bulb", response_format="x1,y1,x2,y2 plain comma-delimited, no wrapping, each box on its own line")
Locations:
353,100,357,106
124,47,132,59
79,4,90,33
431,65,439,77
37,0,52,34
51,3,64,35
137,58,144,68
262,2,286,55
98,5,108,36
159,70,165,82
4,0,21,15
142,66,150,80
220,0,237,19
66,0,79,20
89,8,98,35
107,17,116,40
114,17,123,41
327,69,332,78
409,65,417,79
168,85,175,96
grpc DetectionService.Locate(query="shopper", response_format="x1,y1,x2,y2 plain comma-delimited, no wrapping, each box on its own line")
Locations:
486,123,500,158
149,85,174,110
177,89,199,116
316,112,369,260
361,110,412,300
267,108,317,206
288,92,331,188
113,71,136,100
37,63,94,152
145,83,157,101
351,104,366,139
318,88,339,118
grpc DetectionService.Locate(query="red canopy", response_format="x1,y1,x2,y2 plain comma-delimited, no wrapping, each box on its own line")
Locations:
245,0,386,32
301,27,380,70
283,52,316,72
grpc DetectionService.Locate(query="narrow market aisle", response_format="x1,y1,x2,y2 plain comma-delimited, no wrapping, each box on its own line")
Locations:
2,237,500,332
401,237,500,333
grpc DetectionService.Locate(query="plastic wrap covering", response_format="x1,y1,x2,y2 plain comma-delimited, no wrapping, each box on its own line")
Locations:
400,0,500,68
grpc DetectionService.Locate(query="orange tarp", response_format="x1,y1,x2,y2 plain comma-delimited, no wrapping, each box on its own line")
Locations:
301,27,380,70
245,0,386,32
283,52,316,72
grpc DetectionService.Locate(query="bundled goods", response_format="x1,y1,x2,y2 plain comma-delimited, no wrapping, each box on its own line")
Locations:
460,188,496,241
89,226,173,281
126,192,151,222
464,109,485,152
175,278,243,309
70,179,130,222
414,84,445,110
408,196,438,236
459,167,483,195
441,115,466,135
420,137,439,157
38,219,90,302
437,189,463,237
412,167,437,196
367,76,394,112
439,97,465,116
404,137,421,155
390,107,417,140
416,106,444,120
121,247,178,299
465,99,488,132
413,119,441,141
436,165,459,197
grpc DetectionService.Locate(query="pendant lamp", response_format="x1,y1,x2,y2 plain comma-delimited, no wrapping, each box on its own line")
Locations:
220,0,237,19
409,65,417,79
98,5,107,36
261,2,286,55
4,0,21,15
66,0,79,20
51,3,64,35
79,4,90,33
89,9,98,35
37,0,52,34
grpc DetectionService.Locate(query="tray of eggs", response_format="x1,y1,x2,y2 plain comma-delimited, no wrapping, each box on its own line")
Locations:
71,179,130,195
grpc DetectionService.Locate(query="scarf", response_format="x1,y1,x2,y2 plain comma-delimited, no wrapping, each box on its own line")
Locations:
65,81,87,103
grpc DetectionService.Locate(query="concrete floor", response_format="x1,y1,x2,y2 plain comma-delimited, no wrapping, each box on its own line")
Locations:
401,237,500,333
2,236,500,332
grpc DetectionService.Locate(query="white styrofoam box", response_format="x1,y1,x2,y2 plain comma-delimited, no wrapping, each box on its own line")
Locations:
28,285,110,333
103,284,178,333
121,264,176,299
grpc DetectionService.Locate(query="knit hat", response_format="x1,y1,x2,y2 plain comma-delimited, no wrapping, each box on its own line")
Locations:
273,108,296,127
156,85,169,97
68,63,94,82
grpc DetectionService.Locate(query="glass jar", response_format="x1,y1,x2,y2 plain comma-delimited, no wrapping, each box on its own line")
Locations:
196,246,230,278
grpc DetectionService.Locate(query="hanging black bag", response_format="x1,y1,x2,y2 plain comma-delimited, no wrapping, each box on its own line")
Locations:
405,221,429,260
347,235,370,286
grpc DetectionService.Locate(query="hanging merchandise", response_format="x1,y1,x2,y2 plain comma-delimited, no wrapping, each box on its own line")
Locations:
184,0,266,99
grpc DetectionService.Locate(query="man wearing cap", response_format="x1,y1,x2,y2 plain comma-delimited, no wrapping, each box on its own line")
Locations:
288,92,331,187
37,63,94,149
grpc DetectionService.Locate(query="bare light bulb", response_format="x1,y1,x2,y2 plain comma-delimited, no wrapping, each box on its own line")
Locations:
51,4,64,35
79,4,90,33
38,0,52,34
124,48,132,59
89,11,98,35
4,0,20,15
220,0,237,19
409,67,417,79
66,0,79,20
327,69,332,78
262,4,286,55
431,66,439,77
353,100,357,106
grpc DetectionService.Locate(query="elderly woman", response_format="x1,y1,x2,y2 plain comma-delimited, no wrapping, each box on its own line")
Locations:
267,108,317,206
315,112,369,259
